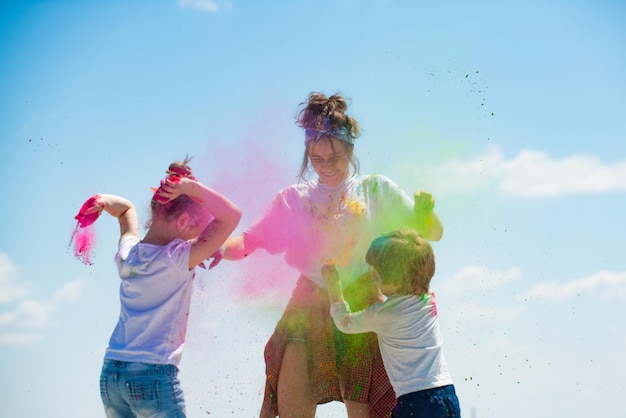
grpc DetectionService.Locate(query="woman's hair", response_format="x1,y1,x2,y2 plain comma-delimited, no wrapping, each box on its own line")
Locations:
365,229,435,296
147,157,204,228
296,92,361,181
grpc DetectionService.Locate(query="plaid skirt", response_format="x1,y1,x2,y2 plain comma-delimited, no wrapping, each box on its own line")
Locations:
259,275,396,418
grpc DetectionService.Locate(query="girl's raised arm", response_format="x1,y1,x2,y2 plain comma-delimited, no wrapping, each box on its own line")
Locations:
160,178,242,269
81,194,140,241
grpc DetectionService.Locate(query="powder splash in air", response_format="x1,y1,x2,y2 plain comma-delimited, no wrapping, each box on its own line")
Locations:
69,222,96,265
70,195,101,265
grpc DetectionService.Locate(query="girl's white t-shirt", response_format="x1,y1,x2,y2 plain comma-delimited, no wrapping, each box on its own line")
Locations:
104,236,195,366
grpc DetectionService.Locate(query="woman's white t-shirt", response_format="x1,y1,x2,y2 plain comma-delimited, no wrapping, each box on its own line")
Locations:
245,174,414,287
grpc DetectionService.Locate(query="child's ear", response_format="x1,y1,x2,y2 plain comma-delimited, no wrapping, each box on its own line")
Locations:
176,213,191,232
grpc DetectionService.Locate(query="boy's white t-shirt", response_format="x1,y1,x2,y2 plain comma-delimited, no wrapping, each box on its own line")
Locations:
105,236,195,366
330,293,454,397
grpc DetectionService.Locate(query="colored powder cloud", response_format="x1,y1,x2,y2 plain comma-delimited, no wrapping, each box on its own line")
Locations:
69,222,96,266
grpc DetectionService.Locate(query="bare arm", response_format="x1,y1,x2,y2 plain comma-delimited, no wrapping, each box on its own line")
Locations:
158,177,242,269
204,234,259,269
221,234,260,261
321,263,345,305
82,194,140,241
322,263,374,334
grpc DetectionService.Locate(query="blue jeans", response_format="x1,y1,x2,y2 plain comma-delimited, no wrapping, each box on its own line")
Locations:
100,360,186,418
392,385,461,418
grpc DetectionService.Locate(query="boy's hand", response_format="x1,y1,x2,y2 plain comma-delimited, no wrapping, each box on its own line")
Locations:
322,263,344,303
413,190,435,215
321,263,339,285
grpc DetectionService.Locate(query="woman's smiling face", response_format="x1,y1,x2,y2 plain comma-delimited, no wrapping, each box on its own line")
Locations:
309,137,351,186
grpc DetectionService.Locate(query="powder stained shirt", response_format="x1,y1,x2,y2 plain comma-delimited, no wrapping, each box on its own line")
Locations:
330,293,454,398
244,174,414,287
105,236,195,366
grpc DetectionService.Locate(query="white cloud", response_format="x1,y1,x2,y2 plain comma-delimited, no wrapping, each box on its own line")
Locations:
0,332,43,347
178,0,231,13
435,264,526,324
520,270,626,301
0,253,88,346
500,150,626,197
447,302,526,323
0,299,51,328
437,264,523,298
52,279,86,303
0,253,30,303
0,278,87,330
420,147,626,198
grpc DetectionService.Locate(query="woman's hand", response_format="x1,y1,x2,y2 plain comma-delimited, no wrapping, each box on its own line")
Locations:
410,190,443,241
413,190,435,215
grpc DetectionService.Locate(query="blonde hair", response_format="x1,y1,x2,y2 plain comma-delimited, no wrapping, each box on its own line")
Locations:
365,229,435,296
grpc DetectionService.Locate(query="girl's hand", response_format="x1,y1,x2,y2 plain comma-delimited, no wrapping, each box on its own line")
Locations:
413,190,435,215
154,177,194,203
75,195,105,227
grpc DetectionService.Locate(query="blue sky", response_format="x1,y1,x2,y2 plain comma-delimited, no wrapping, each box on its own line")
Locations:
1,0,625,417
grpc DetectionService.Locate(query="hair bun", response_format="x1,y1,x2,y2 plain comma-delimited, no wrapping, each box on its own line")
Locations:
167,161,195,180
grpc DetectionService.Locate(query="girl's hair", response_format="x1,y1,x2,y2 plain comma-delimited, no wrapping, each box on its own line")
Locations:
296,92,361,181
365,229,435,296
147,157,204,228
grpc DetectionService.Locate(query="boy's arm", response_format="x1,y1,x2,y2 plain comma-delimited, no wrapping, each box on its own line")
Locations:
322,263,376,334
321,263,344,304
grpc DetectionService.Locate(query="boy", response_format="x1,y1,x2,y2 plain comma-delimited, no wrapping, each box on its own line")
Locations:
322,228,461,418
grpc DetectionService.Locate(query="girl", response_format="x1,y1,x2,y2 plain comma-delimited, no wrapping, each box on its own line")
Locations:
80,159,241,418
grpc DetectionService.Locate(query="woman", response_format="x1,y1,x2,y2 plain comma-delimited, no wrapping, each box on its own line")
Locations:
222,92,443,418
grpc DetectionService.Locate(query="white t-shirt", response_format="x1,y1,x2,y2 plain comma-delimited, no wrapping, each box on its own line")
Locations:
245,174,414,287
104,236,195,366
330,293,454,397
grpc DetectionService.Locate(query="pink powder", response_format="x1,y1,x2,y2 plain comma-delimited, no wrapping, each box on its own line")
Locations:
237,253,298,299
69,221,96,265
75,195,101,227
193,124,297,300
